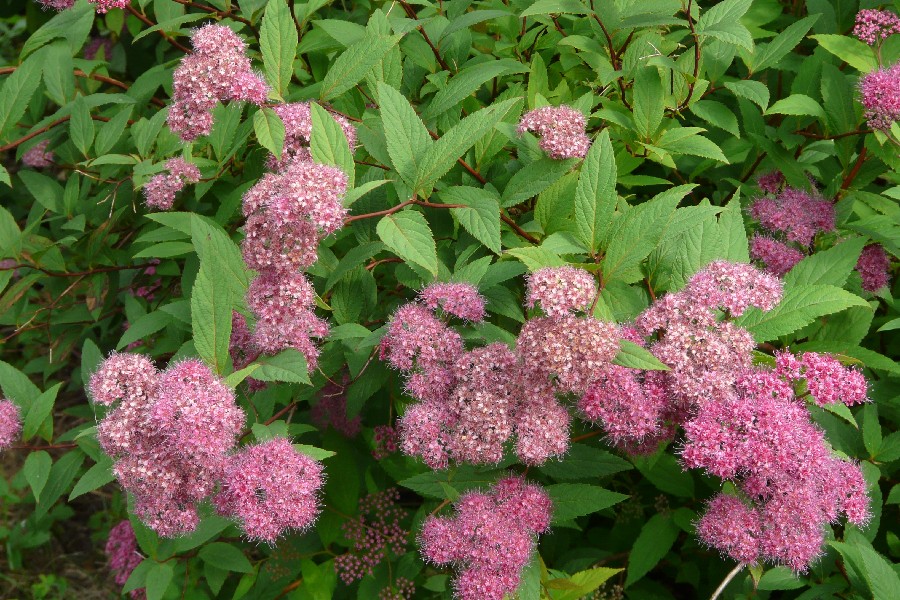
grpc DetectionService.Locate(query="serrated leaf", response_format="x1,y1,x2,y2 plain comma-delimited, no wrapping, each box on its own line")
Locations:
501,157,576,208
116,311,171,350
613,340,670,370
811,34,878,73
24,451,52,502
574,130,616,254
696,0,753,50
520,0,588,17
399,466,502,499
505,246,565,270
253,348,312,384
718,196,749,262
603,191,681,283
376,210,438,275
546,483,628,523
725,80,770,111
378,82,433,187
321,35,401,101
424,61,512,118
656,128,729,163
69,456,115,500
253,107,287,161
633,66,665,140
552,568,623,600
310,102,355,188
443,186,502,254
199,543,254,573
145,562,174,600
784,237,867,288
191,265,233,376
765,94,825,118
260,0,297,97
690,100,740,137
294,444,336,460
625,514,680,587
537,444,633,480
0,60,42,143
751,15,819,72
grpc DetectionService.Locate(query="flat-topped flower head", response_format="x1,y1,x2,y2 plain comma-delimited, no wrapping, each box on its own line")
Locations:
685,260,783,315
89,353,158,406
0,399,22,450
526,266,596,317
750,235,805,277
517,105,591,159
860,64,900,131
853,9,900,45
856,244,891,292
382,303,464,376
143,157,201,211
420,282,486,322
215,438,324,543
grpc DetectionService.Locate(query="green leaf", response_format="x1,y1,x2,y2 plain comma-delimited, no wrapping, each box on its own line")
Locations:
310,103,355,188
546,484,628,524
443,186,502,254
24,450,52,502
191,265,233,375
23,383,61,441
199,542,254,573
811,34,878,73
320,34,402,101
602,191,681,283
725,80,770,111
735,284,870,342
633,66,665,140
656,128,729,163
69,456,115,500
696,0,753,50
35,449,84,519
505,246,565,270
18,170,64,213
537,444,633,480
253,107,287,161
718,196,749,262
440,9,514,41
520,0,588,17
690,100,740,137
294,444,336,460
260,0,297,98
765,94,825,118
116,310,171,350
399,466,502,499
757,567,806,591
784,237,866,288
574,130,617,254
21,2,93,59
613,340,670,371
551,568,624,600
751,15,819,72
424,61,512,118
131,13,207,43
0,60,41,143
253,348,312,384
95,108,132,156
501,157,576,208
42,43,74,106
625,514,680,587
145,561,174,600
190,215,249,299
377,82,433,187
829,540,900,599
376,210,438,276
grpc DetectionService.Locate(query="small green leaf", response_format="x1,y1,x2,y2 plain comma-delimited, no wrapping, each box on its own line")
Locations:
725,80,770,111
625,514,680,587
633,66,665,140
260,0,297,98
310,102,355,188
424,61,512,118
23,383,61,440
321,34,402,101
501,157,576,208
574,130,617,254
199,542,254,573
551,568,623,600
253,107,287,161
613,340,670,371
0,56,42,143
520,0,588,17
378,82,433,187
376,210,438,276
765,94,825,118
443,186,502,254
192,265,233,376
253,348,312,384
69,456,115,500
546,483,628,523
24,450,52,502
294,444,336,460
784,237,866,288
145,561,174,600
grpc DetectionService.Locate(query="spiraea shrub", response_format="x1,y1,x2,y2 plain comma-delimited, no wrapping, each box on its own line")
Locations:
1,0,900,598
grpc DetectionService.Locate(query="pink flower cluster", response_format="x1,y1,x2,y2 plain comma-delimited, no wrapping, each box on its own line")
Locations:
167,25,268,141
105,521,145,600
750,187,835,247
91,354,245,536
420,476,552,600
266,102,357,171
35,0,75,10
88,0,130,13
22,140,54,168
143,157,202,211
420,282,487,321
214,437,324,543
0,399,22,450
379,578,415,600
853,9,900,45
85,37,116,61
856,243,892,292
749,235,805,277
860,63,900,131
383,274,620,468
517,105,591,159
372,424,399,460
335,488,408,584
525,265,597,316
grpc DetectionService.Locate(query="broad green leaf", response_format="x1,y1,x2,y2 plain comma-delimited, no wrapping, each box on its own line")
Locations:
574,130,616,254
23,383,61,441
501,157,577,208
145,561,174,600
546,483,628,523
424,61,512,118
613,340,670,371
505,246,566,270
696,0,753,50
656,127,729,163
399,466,503,499
625,514,680,587
376,210,438,275
552,568,623,600
784,237,867,288
811,34,878,73
223,363,260,388
131,13,207,43
718,196,749,262
602,191,681,283
24,451,52,502
310,102,355,188
260,0,297,98
757,567,807,591
725,80,770,111
829,540,900,599
0,59,42,143
521,0,588,17
537,444,633,480
0,360,41,406
440,9,514,41
253,348,312,384
751,15,819,72
18,170,64,213
190,215,249,298
735,284,870,342
378,82,432,187
633,66,665,140
320,34,402,101
765,94,825,118
117,311,171,350
690,100,740,137
443,186,502,254
294,444,337,460
253,107,287,161
69,456,115,500
21,1,93,58
95,108,133,156
35,449,84,519
191,265,233,375
198,542,254,573
42,43,74,106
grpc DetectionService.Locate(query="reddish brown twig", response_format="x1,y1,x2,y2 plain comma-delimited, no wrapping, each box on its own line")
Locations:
840,147,868,191
398,0,453,72
126,6,192,53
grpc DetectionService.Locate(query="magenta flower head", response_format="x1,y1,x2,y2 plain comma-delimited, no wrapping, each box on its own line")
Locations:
0,399,22,450
517,105,591,159
89,352,159,406
419,477,552,600
798,352,868,406
143,157,202,211
750,187,835,246
420,282,486,322
853,9,900,45
334,488,409,584
105,521,144,596
860,63,900,131
21,140,54,168
85,37,116,61
35,0,75,10
756,171,785,195
525,266,597,317
750,235,805,277
215,438,324,543
88,0,130,13
856,243,891,292
696,494,762,564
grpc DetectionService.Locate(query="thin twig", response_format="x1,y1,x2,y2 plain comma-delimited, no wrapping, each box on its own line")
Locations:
710,563,744,600
398,0,453,72
126,6,192,53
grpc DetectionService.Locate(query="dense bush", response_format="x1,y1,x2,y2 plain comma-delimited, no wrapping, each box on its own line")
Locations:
1,0,899,598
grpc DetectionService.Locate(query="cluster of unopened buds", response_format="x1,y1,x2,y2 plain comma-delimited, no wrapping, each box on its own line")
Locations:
335,488,409,584
517,104,592,159
89,353,323,542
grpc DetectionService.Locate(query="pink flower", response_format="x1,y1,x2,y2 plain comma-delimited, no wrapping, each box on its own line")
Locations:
215,438,324,543
372,424,399,460
84,37,116,60
105,521,144,593
856,243,891,292
525,266,597,317
750,235,805,277
35,0,75,10
267,102,357,171
696,494,762,564
757,171,785,195
853,9,900,45
579,365,667,444
89,352,158,407
750,188,835,246
143,157,201,210
88,0,130,13
860,64,900,131
21,140,54,168
420,282,486,322
0,399,22,450
517,105,591,159
799,352,868,406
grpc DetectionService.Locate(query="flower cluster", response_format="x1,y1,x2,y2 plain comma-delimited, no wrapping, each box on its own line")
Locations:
335,488,408,584
856,243,892,292
853,9,900,45
35,0,75,10
214,438,324,543
384,274,620,468
749,235,805,277
266,102,357,171
167,24,268,141
860,63,900,131
379,578,415,600
419,476,552,600
105,521,145,599
517,105,591,159
0,399,22,450
372,424,399,460
89,0,130,13
143,157,202,211
21,140,55,168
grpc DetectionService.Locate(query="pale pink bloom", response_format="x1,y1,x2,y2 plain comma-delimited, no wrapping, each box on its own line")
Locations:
22,140,54,168
143,157,201,210
513,375,571,465
750,235,805,277
420,282,486,322
89,352,158,407
756,171,784,195
0,399,22,450
267,102,357,171
853,9,900,45
860,63,900,131
525,266,596,317
856,244,891,292
696,494,762,564
517,105,591,159
35,0,75,10
799,352,868,406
